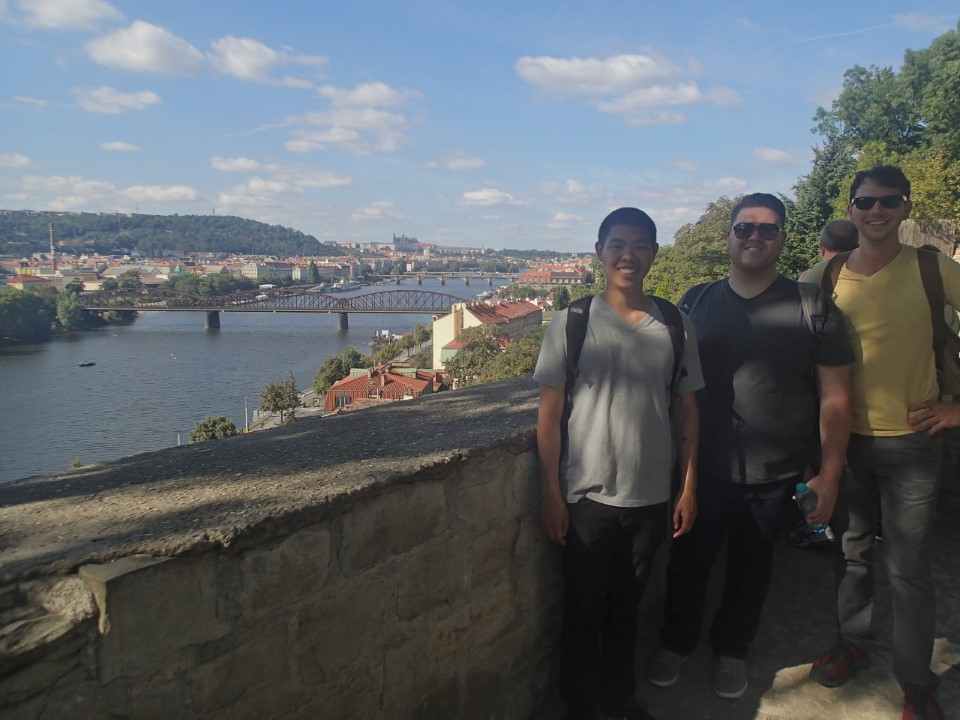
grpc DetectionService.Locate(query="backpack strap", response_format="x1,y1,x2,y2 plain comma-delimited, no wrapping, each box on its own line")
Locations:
678,281,716,317
917,248,948,392
820,251,852,296
561,295,593,460
650,296,686,395
797,282,827,342
563,295,593,396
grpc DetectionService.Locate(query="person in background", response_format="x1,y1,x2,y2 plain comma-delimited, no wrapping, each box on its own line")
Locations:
534,207,703,720
798,219,859,282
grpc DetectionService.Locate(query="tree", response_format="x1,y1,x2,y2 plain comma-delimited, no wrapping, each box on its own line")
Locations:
553,285,570,310
313,347,371,394
56,289,86,331
645,197,733,302
413,323,430,347
260,373,299,423
374,342,403,364
99,277,119,292
308,260,321,284
443,326,504,387
568,283,592,302
480,324,546,382
400,332,416,352
589,256,606,293
190,415,238,443
117,269,142,291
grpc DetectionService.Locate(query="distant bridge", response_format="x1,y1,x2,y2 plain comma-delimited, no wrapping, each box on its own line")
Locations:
79,287,467,329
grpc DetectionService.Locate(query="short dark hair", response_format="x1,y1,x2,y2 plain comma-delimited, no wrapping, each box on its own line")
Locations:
849,165,911,202
729,193,786,227
597,207,657,248
820,219,859,252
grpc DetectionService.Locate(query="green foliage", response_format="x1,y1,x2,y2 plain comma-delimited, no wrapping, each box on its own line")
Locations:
443,326,504,387
413,323,430,347
552,286,570,310
0,288,55,345
260,373,300,423
645,197,733,302
589,256,606,294
161,273,256,296
374,342,403,364
479,324,546,382
0,210,337,257
308,260,321,284
190,415,239,443
99,277,119,292
568,284,593,301
410,348,433,368
55,289,86,330
313,347,372,393
70,457,83,468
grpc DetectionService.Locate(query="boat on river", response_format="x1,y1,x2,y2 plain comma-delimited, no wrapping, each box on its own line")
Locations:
78,360,96,367
328,280,362,292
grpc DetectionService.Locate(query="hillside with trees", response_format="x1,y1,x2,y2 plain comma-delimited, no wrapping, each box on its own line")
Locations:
0,210,343,258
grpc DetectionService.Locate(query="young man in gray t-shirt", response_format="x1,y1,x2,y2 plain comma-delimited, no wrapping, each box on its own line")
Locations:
534,207,703,720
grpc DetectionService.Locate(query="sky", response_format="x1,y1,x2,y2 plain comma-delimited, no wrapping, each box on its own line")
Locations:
1,1,957,253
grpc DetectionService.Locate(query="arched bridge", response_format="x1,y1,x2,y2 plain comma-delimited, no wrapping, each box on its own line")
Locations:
79,287,466,329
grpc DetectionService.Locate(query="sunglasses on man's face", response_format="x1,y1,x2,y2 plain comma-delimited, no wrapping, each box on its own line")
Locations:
731,222,782,241
850,194,907,211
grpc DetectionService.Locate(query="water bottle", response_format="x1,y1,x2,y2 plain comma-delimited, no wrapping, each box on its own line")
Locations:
795,482,833,539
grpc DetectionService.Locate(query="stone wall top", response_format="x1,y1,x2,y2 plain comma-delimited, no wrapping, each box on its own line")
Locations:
0,377,540,583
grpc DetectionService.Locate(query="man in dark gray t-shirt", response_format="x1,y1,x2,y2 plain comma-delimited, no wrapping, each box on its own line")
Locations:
647,193,853,702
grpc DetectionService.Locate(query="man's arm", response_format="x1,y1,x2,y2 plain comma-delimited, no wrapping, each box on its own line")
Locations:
907,400,960,434
671,390,699,538
804,363,852,524
537,384,568,545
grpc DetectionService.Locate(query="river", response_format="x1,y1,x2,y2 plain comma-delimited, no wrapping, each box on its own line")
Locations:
0,279,509,483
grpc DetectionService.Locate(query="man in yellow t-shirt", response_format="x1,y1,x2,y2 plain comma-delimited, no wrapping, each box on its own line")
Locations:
803,165,960,720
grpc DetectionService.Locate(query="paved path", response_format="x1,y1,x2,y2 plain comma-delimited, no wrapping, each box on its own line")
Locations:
539,488,960,719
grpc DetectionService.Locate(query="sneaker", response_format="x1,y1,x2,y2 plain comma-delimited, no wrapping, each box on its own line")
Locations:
902,684,944,720
646,648,688,687
714,656,748,699
599,698,657,720
809,641,870,688
789,520,832,547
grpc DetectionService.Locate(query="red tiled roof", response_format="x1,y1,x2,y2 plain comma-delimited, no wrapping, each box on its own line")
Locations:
467,300,540,325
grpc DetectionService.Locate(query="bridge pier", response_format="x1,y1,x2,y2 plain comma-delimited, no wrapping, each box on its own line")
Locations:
337,313,349,331
417,275,423,285
440,275,446,286
205,311,220,329
395,275,401,285
488,277,493,286
464,276,470,285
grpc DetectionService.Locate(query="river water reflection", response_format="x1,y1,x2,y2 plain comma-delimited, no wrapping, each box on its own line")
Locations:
0,280,507,483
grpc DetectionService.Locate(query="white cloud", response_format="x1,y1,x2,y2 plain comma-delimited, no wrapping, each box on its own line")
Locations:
318,81,417,108
352,201,404,221
0,153,30,168
74,86,162,114
893,13,952,33
444,155,486,171
100,141,140,152
695,176,749,194
517,52,740,126
538,179,612,205
286,107,410,155
23,175,115,195
670,159,698,171
752,147,800,164
458,188,523,206
13,96,50,108
288,168,351,188
547,212,584,230
211,156,272,172
735,17,762,32
17,0,122,30
209,36,323,87
86,21,204,75
516,53,681,97
5,192,35,202
120,185,197,203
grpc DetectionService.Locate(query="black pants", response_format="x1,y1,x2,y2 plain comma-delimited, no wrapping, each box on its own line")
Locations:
560,498,668,715
660,475,795,659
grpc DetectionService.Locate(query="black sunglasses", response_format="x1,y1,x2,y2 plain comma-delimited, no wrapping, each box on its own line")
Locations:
731,222,782,241
850,194,907,211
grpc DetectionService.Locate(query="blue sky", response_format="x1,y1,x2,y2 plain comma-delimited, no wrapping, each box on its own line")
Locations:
1,1,956,252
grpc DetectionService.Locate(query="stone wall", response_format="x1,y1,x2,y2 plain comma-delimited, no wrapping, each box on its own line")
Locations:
0,378,561,720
